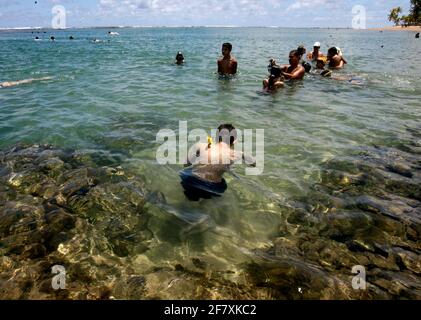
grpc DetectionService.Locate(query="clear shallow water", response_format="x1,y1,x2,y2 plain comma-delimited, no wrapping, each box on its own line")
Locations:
0,28,420,299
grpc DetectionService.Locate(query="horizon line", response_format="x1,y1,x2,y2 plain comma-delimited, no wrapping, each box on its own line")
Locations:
0,25,394,31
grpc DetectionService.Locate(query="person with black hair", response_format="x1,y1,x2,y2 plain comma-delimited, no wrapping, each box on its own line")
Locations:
217,43,238,75
180,124,255,201
297,45,306,57
175,51,185,65
263,61,284,90
281,50,306,80
296,45,312,73
327,47,347,69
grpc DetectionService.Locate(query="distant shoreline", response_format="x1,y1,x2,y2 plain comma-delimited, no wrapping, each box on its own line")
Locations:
369,26,421,32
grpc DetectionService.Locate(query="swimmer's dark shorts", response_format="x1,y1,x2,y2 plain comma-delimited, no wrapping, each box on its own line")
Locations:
180,168,227,201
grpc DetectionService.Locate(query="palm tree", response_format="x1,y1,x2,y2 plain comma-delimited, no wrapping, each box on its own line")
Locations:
388,7,402,25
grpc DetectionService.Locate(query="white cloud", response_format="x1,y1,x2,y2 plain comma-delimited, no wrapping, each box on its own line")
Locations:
98,0,282,16
287,0,338,11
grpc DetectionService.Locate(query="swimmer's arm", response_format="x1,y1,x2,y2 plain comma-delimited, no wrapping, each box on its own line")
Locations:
282,66,305,80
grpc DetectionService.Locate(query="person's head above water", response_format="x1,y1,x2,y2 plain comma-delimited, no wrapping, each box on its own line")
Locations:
270,65,283,78
222,43,233,57
327,47,339,58
289,50,301,66
175,51,184,64
216,124,237,146
297,45,306,57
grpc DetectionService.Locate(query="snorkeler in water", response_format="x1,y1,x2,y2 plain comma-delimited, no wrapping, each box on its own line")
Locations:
180,124,256,201
0,77,52,88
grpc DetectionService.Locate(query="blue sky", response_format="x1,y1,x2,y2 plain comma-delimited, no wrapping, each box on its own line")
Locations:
0,0,411,28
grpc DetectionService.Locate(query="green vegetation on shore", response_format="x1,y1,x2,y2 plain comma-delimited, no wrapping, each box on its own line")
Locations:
389,0,421,26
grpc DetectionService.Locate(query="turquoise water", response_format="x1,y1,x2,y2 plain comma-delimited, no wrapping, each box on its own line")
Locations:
0,28,420,299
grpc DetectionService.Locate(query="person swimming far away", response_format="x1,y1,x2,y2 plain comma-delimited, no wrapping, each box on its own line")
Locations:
175,52,185,65
217,42,238,76
180,124,256,201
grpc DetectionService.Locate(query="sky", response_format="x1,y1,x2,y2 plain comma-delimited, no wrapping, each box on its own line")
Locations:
0,0,412,28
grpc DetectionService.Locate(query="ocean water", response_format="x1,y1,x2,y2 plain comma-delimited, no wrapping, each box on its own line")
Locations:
0,28,420,299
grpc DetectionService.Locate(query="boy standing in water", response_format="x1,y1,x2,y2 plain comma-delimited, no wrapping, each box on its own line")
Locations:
217,43,238,76
180,124,255,201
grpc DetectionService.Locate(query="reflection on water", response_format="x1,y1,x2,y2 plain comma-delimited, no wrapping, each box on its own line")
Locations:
0,28,420,299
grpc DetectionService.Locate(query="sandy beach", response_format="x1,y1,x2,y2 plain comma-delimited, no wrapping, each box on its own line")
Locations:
370,25,421,32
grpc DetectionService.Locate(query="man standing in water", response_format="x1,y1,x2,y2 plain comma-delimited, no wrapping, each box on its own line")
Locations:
307,42,324,61
217,43,238,76
281,50,305,80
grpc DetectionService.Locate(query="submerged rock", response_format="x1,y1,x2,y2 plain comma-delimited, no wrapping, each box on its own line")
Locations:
0,144,151,299
1,140,420,300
